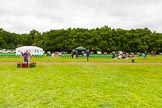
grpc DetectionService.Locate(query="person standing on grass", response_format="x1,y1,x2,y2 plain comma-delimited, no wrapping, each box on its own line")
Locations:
131,53,135,63
21,50,30,63
144,50,147,58
86,49,90,61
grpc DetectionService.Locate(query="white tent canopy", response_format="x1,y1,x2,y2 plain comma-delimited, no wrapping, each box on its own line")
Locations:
16,46,44,56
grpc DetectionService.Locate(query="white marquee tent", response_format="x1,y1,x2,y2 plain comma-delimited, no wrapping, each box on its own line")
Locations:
16,46,44,56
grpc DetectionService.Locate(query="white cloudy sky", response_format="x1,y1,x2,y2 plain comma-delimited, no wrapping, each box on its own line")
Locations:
0,0,162,34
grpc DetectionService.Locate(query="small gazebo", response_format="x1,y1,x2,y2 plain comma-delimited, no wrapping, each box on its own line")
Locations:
74,46,86,56
75,46,86,51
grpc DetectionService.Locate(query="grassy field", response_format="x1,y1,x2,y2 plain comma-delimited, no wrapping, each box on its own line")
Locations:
0,63,161,107
0,54,162,63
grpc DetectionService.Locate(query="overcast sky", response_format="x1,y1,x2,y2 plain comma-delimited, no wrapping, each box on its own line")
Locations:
0,0,162,34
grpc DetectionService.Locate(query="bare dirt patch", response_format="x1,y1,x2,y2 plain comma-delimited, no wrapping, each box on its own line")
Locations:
1,62,162,65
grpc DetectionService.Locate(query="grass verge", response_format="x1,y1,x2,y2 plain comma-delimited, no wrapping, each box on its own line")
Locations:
0,64,161,107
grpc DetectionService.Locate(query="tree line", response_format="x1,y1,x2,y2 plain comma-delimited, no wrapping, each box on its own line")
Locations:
0,26,162,53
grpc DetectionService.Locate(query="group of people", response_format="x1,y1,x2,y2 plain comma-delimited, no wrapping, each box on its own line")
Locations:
20,50,157,64
112,51,135,59
71,49,90,59
112,52,128,59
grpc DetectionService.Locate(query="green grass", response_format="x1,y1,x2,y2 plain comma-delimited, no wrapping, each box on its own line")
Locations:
0,64,161,107
1,55,162,63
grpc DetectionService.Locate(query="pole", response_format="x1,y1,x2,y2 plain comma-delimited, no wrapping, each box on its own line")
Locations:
87,56,88,62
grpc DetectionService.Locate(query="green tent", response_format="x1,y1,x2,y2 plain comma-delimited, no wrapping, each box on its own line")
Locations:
75,46,86,50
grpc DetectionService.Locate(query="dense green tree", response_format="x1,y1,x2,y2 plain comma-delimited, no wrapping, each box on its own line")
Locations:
1,26,162,53
0,28,18,49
